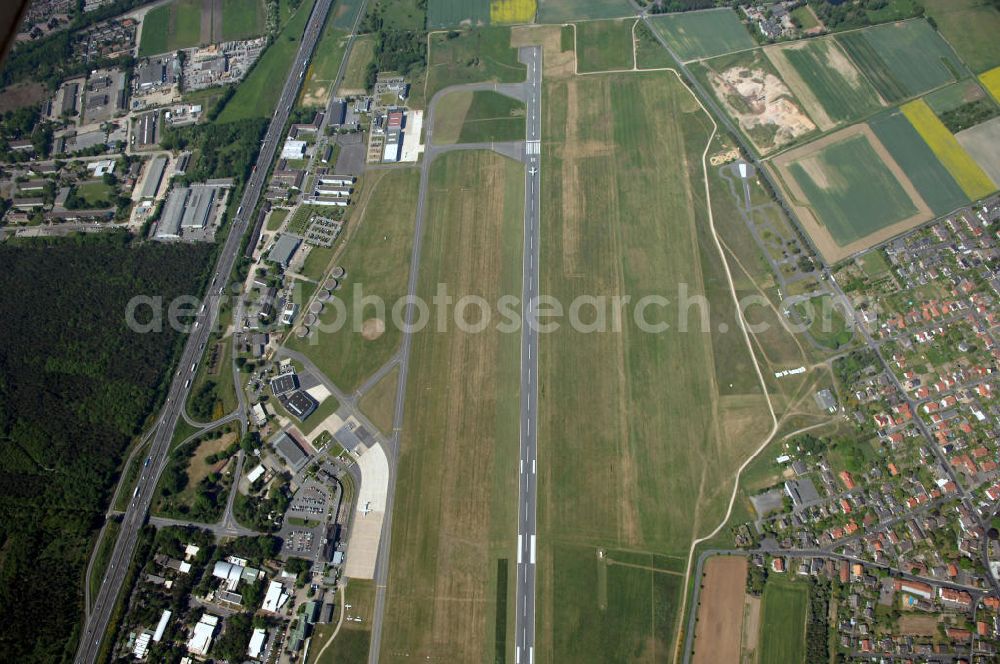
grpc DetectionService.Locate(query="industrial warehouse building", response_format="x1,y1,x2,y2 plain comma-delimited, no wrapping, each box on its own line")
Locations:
139,156,166,199
154,183,223,239
268,234,302,268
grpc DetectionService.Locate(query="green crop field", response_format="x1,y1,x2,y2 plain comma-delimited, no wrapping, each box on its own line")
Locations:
787,134,918,246
433,90,525,144
537,0,632,22
217,0,316,122
427,0,490,28
300,21,347,106
759,577,809,664
836,20,965,103
550,544,683,662
330,0,366,29
574,18,634,73
425,27,526,100
780,39,883,124
925,79,992,114
923,0,1000,74
634,20,672,69
380,150,523,661
139,0,203,56
339,34,376,93
222,0,266,41
648,9,755,62
535,70,771,661
286,169,419,392
869,111,968,215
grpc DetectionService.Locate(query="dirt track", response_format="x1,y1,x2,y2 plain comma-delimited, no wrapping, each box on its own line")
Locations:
692,556,748,664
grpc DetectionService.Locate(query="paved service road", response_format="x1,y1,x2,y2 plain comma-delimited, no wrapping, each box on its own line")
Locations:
74,0,335,660
515,45,542,664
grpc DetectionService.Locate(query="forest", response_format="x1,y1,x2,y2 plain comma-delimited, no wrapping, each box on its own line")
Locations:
0,233,213,662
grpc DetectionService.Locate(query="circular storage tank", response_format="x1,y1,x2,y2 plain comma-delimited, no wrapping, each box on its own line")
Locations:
331,266,345,279
317,290,332,302
295,326,310,338
304,313,317,326
309,301,323,314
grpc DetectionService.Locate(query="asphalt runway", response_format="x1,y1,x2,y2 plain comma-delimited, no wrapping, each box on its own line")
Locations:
515,44,542,664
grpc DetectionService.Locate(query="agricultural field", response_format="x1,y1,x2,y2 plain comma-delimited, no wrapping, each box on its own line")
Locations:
790,4,819,30
491,0,537,25
956,116,1000,187
982,66,1000,103
925,79,993,114
217,0,316,122
573,18,634,73
758,576,809,664
432,90,525,145
922,0,1000,74
536,0,633,23
338,34,376,95
765,38,883,129
300,23,348,107
693,49,816,155
330,0,366,30
691,557,748,664
425,27,526,100
427,0,490,29
535,70,771,661
633,21,672,70
869,110,969,216
901,99,996,201
648,9,755,62
379,150,523,661
835,20,965,103
286,169,420,392
138,0,203,56
774,127,927,261
221,0,267,41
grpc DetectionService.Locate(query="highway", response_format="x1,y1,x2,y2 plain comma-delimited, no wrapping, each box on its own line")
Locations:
74,0,335,660
515,45,542,664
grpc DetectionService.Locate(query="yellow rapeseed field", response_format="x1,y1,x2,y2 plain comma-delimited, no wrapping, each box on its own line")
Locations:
490,0,536,24
901,99,996,201
979,66,1000,105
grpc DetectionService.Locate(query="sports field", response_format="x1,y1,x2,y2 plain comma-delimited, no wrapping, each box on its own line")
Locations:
901,99,996,200
139,0,202,56
783,132,919,245
835,20,964,103
869,111,968,215
648,9,755,62
380,150,523,661
535,70,771,661
432,90,525,145
217,0,317,121
425,27,526,100
285,169,419,392
573,18,634,73
923,0,1000,74
536,0,632,23
427,0,490,28
766,38,883,128
758,576,809,664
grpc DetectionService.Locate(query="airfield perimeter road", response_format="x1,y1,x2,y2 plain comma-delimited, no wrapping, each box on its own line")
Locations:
74,0,341,660
516,45,542,664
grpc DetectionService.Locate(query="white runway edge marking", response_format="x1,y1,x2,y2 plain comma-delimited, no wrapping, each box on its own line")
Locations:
530,646,534,664
518,534,522,563
530,535,536,564
532,459,536,474
517,647,521,664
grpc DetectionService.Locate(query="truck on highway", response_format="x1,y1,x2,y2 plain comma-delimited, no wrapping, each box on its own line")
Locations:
237,205,243,216
184,379,191,388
